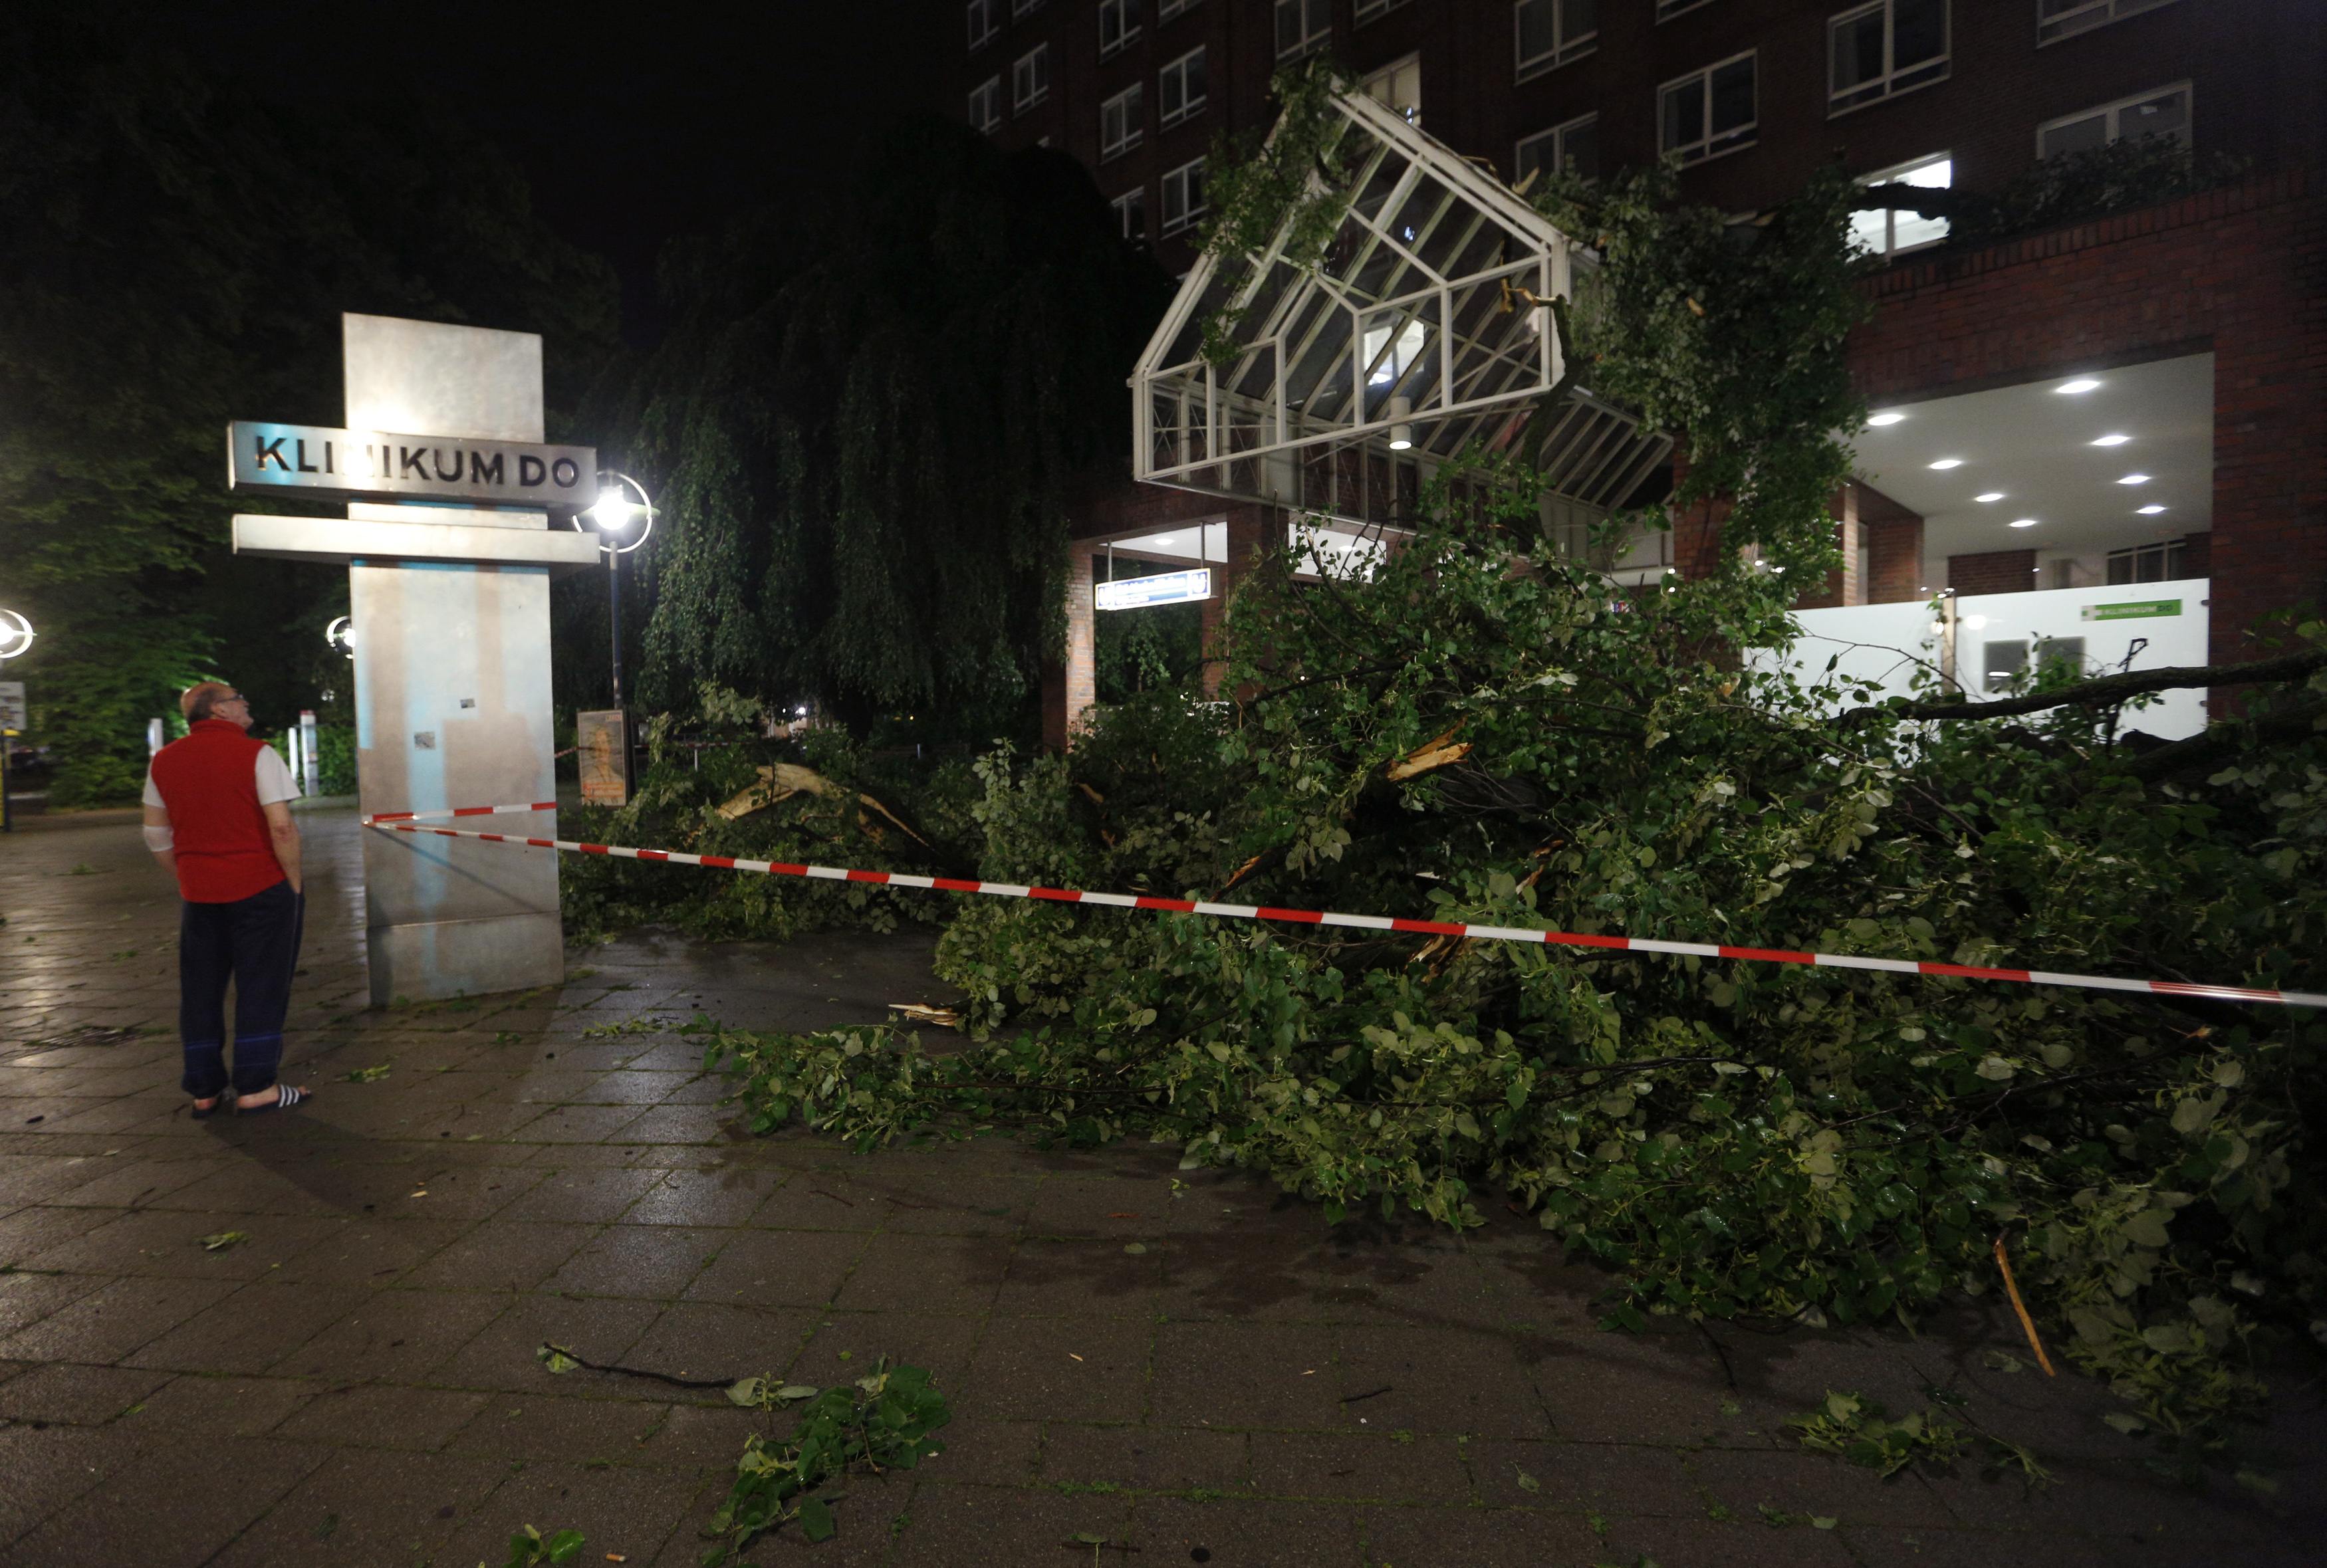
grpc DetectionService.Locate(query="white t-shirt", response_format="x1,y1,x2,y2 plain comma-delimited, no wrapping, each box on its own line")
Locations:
144,746,299,812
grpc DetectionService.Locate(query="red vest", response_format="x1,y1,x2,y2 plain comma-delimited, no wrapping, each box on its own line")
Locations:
150,720,286,903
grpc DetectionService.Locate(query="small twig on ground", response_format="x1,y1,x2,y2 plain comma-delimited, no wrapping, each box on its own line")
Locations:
1991,1236,2058,1377
537,1341,735,1390
1339,1386,1394,1404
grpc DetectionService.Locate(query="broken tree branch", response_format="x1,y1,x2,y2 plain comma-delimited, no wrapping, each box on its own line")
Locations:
1837,645,2327,728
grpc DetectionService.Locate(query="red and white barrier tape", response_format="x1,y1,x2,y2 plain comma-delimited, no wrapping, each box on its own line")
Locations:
361,808,2324,1010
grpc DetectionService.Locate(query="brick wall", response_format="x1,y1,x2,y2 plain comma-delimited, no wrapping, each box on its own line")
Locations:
1948,548,2038,596
1041,546,1097,750
1850,169,2327,665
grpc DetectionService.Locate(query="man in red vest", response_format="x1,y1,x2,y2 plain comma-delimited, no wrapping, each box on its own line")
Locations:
142,681,312,1115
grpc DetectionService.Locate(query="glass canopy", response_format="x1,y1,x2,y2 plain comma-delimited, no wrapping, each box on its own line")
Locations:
1132,91,1671,532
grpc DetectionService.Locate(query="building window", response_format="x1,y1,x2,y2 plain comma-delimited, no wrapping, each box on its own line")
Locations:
1012,45,1050,112
1829,0,1949,115
967,0,998,49
1100,0,1143,57
1660,51,1757,164
1275,0,1330,59
1515,113,1600,184
1356,0,1410,21
1162,158,1207,236
2038,0,2175,45
1011,0,1043,16
2106,538,2187,584
1515,0,1597,80
1159,47,1207,128
1159,0,1197,19
968,77,1002,134
1359,55,1422,126
2038,82,2190,158
1657,0,1714,19
1847,153,1951,257
1101,84,1145,160
1112,188,1149,244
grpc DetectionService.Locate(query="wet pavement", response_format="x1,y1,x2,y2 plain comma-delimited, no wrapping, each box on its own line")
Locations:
0,806,2316,1567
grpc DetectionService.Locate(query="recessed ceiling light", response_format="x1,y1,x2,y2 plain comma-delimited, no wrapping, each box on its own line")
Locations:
2009,518,2038,528
2117,473,2150,485
1928,458,1963,470
2055,378,2101,394
1974,491,2005,503
1867,411,1906,426
2136,504,2167,514
2091,433,2131,446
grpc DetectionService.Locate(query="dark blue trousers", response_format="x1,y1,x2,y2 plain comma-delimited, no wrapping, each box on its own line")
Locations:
179,880,305,1099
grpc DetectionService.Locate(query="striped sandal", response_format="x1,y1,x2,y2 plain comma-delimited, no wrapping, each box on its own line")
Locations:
237,1084,311,1115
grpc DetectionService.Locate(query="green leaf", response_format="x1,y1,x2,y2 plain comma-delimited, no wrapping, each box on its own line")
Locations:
797,1497,835,1543
536,1343,582,1375
342,1063,392,1083
543,1529,586,1563
726,1377,767,1407
197,1230,251,1252
2120,1209,2172,1250
1513,1466,1541,1493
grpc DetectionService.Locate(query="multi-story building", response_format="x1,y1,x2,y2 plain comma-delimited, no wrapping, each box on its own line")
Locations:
957,1,2325,744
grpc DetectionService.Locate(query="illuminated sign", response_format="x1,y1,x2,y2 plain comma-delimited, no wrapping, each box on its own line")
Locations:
2080,598,2181,621
227,421,596,511
1095,569,1212,610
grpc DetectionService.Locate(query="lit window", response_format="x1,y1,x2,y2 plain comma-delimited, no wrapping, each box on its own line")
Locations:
1847,153,1951,257
2038,0,2175,45
1162,158,1207,237
1359,55,1422,126
1101,84,1144,160
968,77,1002,134
2106,538,2187,584
1657,0,1714,18
1112,187,1149,245
1013,44,1050,113
1515,0,1598,80
1829,0,1949,114
967,0,998,49
1275,0,1330,59
1356,0,1410,21
2038,82,2189,158
1660,51,1757,164
1159,47,1207,128
1100,0,1144,58
1515,113,1600,184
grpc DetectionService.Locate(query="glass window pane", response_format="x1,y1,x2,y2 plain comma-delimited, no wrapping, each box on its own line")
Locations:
2042,112,2108,157
1710,58,1755,135
1568,0,1598,39
1566,117,1599,178
1187,50,1207,105
1833,11,1884,92
1518,0,1556,60
1662,80,1703,150
1894,0,1947,68
2126,88,2188,142
1847,207,1891,255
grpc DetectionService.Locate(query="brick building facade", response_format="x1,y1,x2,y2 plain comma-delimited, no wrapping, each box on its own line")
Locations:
955,0,2326,738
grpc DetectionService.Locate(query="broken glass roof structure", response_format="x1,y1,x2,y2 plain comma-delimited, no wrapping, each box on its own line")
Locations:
1132,92,1670,533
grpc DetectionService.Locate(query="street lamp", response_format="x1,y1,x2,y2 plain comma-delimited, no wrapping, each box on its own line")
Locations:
0,607,30,834
582,472,655,708
325,616,355,658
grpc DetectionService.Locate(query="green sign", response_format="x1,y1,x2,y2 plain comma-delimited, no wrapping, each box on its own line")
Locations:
2081,598,2181,622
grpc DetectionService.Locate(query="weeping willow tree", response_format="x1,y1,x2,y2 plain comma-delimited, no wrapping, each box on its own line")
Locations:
617,119,1173,736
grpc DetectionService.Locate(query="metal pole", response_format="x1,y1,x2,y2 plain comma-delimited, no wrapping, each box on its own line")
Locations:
608,546,625,708
1,729,11,834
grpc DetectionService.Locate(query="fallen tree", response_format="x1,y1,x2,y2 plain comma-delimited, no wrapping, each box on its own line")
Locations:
687,81,2326,1466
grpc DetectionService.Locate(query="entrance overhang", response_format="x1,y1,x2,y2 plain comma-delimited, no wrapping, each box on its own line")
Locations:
1130,91,1670,531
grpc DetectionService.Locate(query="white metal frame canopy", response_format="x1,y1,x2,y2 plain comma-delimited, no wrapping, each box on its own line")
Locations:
1131,92,1670,533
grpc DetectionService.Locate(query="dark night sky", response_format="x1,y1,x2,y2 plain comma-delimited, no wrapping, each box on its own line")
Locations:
140,1,953,340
